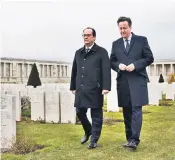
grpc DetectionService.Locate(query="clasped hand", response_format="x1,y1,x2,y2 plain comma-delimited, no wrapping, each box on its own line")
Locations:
119,63,135,72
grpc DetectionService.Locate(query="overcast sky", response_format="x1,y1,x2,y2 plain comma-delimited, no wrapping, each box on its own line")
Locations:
1,0,175,62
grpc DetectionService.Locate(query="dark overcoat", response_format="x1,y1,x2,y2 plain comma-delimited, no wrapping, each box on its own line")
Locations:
110,33,154,107
70,43,111,108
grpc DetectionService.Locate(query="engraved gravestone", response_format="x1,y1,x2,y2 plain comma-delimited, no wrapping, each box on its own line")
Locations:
60,89,76,124
0,94,16,150
30,90,45,121
45,91,60,123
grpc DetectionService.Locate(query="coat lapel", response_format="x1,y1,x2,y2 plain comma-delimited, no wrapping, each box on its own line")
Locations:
118,38,127,54
80,47,85,56
118,33,136,56
127,33,136,54
81,43,98,58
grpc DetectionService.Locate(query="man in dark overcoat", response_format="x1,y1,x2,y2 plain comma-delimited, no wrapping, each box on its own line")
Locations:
110,17,154,149
70,27,111,149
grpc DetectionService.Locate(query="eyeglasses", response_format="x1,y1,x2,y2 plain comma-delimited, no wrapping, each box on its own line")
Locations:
82,34,93,37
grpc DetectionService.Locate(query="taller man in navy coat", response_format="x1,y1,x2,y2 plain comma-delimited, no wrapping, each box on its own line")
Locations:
110,17,154,149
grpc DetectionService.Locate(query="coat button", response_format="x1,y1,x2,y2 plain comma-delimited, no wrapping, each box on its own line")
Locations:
82,67,84,69
82,75,83,77
81,84,83,87
84,59,86,60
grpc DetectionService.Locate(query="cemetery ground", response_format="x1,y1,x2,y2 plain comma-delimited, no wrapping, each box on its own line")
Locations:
1,105,175,160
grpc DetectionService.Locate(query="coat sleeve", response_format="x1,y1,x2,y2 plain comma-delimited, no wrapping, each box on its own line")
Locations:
110,41,120,72
133,37,154,72
101,49,111,91
70,52,77,90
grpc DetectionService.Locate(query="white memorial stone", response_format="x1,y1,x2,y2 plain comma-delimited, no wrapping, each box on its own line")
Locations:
0,94,16,150
107,77,119,112
30,90,45,121
172,83,175,100
45,83,56,90
164,83,174,99
20,89,28,97
36,85,45,90
148,83,162,105
60,89,76,124
26,86,34,96
45,91,60,123
87,109,92,123
7,84,25,93
55,84,61,91
59,83,69,90
14,91,21,122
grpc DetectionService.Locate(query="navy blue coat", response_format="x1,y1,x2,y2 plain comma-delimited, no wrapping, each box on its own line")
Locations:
70,43,111,108
110,33,154,107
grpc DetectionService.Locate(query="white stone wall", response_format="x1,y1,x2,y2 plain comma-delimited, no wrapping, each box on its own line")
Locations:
147,61,175,82
1,58,175,84
1,58,72,84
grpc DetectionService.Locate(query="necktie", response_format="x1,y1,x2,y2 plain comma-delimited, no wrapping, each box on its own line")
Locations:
85,48,90,53
125,39,130,53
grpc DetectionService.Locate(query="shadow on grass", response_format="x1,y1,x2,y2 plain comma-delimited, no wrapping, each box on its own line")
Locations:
76,117,123,125
103,117,124,125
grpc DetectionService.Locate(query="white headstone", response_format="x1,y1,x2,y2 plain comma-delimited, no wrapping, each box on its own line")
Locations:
15,91,21,122
87,109,92,123
7,91,22,122
36,85,45,90
8,84,25,93
55,84,60,91
1,84,10,92
149,76,159,83
107,77,119,112
45,83,57,90
164,83,175,99
30,90,45,121
26,86,34,96
14,84,25,90
172,83,175,100
148,83,161,105
45,91,60,123
60,89,76,124
20,89,28,97
0,94,16,150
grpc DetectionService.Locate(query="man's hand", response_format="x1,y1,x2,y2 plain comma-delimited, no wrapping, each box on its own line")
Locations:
119,63,126,71
71,90,76,94
126,63,135,72
102,90,109,95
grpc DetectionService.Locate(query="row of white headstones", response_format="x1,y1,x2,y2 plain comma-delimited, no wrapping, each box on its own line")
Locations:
1,84,76,123
1,82,175,150
107,78,175,112
0,83,89,150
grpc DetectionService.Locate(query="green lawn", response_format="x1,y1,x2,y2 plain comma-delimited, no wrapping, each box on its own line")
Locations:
2,106,175,160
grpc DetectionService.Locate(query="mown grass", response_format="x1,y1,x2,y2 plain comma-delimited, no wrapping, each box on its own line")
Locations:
1,106,175,160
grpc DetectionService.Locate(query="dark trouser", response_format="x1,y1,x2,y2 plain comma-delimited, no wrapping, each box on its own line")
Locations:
76,108,103,143
123,106,142,145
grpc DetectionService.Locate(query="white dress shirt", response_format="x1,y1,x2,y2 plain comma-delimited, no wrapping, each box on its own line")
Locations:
123,33,132,48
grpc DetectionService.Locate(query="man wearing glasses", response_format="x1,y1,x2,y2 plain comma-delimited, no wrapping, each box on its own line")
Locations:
70,27,111,149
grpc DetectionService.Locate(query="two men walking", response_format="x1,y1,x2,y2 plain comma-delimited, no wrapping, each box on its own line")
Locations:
70,16,154,150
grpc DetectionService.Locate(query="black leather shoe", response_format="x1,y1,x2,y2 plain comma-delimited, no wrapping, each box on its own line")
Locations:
88,142,98,149
128,141,137,150
123,141,130,147
81,134,91,144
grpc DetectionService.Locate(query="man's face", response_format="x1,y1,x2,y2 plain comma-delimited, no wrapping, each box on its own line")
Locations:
83,29,95,46
118,21,131,39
